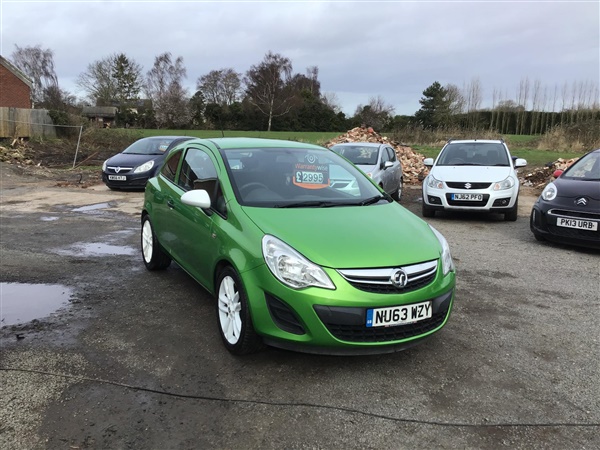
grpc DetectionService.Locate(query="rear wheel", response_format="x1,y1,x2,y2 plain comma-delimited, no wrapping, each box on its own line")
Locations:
141,215,171,270
391,178,403,201
216,267,263,355
504,199,518,221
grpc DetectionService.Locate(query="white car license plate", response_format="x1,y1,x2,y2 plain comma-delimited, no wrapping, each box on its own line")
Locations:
452,193,483,201
557,217,598,231
108,175,127,181
366,301,432,328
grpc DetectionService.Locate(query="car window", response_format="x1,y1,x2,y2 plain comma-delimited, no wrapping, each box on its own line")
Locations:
123,137,175,155
563,152,600,180
332,146,379,166
386,147,397,162
161,150,182,182
178,148,218,191
222,147,385,207
437,143,509,166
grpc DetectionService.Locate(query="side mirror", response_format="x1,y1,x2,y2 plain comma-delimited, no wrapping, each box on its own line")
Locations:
181,189,211,209
553,169,564,178
423,158,434,167
383,161,394,170
514,158,527,168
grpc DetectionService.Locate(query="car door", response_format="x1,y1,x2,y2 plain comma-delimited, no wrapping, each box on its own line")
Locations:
379,146,394,193
386,146,401,191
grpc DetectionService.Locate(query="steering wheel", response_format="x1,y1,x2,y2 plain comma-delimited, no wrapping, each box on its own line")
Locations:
240,182,269,196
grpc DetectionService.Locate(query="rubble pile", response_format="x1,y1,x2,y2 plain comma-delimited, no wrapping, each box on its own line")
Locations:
324,127,428,184
520,157,579,188
0,143,34,165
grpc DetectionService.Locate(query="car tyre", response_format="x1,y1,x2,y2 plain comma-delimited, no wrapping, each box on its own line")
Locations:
391,178,403,201
216,267,263,355
504,199,518,221
141,215,171,270
422,202,435,218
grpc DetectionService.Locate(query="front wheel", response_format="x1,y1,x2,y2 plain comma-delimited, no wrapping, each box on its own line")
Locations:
216,267,263,355
504,199,518,221
141,215,171,270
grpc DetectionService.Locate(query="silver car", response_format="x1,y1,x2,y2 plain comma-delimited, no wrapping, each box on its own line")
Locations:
329,142,403,200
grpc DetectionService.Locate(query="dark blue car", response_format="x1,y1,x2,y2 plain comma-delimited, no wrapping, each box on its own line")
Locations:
530,148,600,249
102,136,193,190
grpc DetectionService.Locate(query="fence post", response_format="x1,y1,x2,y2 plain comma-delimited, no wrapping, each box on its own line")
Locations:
72,125,83,168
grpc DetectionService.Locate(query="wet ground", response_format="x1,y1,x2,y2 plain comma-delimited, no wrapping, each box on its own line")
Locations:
1,161,599,449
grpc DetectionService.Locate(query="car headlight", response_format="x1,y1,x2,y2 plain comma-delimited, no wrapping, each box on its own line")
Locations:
492,177,515,191
102,160,108,172
134,160,155,173
262,235,335,290
541,182,557,201
426,175,444,189
429,225,454,276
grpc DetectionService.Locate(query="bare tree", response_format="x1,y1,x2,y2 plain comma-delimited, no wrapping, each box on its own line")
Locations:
146,52,189,128
321,92,342,114
445,84,465,115
11,44,58,105
77,53,143,106
244,51,294,131
197,68,241,106
354,95,395,130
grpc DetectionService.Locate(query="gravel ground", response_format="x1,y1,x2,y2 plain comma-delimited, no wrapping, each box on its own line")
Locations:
1,162,599,449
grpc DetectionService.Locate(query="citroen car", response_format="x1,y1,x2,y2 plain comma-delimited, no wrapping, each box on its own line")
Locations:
422,139,527,221
102,136,193,190
530,148,600,249
141,138,455,355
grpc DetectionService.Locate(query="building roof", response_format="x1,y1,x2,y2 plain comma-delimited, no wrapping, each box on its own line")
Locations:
0,55,33,89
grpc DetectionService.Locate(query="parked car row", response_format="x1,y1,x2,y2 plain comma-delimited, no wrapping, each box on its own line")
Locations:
100,136,597,355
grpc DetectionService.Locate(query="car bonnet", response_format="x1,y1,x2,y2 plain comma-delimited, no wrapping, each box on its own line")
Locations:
241,203,441,268
431,165,513,182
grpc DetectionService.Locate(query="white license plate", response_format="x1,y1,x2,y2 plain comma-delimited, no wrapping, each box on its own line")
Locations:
366,301,432,328
452,193,483,201
108,175,127,181
557,217,598,231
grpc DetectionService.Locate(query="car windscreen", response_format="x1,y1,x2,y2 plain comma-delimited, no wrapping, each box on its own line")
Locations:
222,147,387,208
123,138,176,155
436,143,510,166
562,151,600,181
331,145,379,166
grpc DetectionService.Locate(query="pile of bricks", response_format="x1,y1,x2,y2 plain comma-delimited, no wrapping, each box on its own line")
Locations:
324,127,428,184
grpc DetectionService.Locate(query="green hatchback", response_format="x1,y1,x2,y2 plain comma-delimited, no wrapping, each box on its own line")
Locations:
141,138,455,355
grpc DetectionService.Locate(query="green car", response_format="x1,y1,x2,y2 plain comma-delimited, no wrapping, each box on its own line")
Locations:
141,138,455,355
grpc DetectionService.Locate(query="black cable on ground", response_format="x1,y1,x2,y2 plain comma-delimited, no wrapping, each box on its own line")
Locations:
1,367,598,429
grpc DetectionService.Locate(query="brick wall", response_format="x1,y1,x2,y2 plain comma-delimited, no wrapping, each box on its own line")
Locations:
0,65,32,108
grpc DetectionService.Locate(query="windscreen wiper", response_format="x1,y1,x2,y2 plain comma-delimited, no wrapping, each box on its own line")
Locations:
275,200,342,208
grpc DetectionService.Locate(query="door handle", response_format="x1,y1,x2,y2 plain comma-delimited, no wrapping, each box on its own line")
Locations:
167,199,175,209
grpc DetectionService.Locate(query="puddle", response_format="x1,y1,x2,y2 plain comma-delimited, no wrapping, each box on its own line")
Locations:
40,216,60,221
71,202,112,212
1,282,72,327
56,242,137,257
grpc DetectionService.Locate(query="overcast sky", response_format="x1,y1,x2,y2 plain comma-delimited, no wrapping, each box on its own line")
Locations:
1,0,598,116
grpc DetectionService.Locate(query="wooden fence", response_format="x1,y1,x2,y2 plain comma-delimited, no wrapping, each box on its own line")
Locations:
0,107,56,139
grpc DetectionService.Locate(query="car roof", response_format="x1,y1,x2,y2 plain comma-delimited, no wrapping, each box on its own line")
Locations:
446,139,505,144
181,137,327,151
330,142,382,148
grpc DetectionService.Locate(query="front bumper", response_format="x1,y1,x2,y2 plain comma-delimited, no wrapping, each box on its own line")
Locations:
240,261,456,354
102,171,150,190
530,202,600,249
423,185,518,212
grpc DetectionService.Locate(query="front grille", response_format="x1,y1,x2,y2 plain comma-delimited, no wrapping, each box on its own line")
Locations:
446,193,489,207
446,182,491,189
322,308,448,342
338,260,437,294
549,209,600,221
106,166,134,174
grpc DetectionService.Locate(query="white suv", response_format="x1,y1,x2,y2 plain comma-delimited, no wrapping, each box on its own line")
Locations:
422,139,527,221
